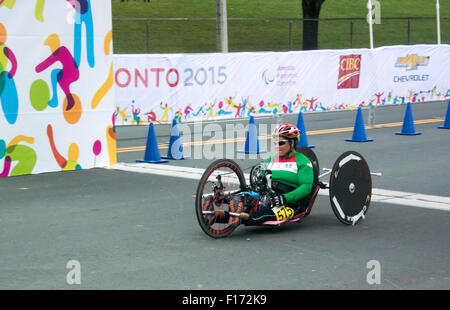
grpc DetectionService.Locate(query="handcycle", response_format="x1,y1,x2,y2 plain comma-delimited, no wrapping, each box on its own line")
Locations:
195,147,374,239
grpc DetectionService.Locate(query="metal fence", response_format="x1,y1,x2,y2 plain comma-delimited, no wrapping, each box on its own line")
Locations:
112,16,450,54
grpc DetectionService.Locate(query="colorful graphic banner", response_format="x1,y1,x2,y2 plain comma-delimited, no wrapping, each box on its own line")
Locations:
114,45,450,125
1,0,116,177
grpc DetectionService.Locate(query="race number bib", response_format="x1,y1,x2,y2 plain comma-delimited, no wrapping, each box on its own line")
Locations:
271,205,295,221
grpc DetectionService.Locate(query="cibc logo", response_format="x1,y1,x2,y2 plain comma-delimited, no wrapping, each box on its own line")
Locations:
337,54,362,89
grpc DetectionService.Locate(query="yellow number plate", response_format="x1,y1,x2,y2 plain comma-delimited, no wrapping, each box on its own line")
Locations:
272,205,295,221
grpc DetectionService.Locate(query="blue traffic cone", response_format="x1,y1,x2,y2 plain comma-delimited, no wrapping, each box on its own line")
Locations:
136,123,168,164
438,100,450,129
346,107,373,142
395,102,421,135
237,116,266,154
296,112,315,148
162,118,189,160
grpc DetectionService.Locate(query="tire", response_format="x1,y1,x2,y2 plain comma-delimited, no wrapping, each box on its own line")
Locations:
195,159,246,238
329,151,372,225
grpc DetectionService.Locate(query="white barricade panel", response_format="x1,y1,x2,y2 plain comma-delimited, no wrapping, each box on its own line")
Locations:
114,45,450,125
0,0,116,176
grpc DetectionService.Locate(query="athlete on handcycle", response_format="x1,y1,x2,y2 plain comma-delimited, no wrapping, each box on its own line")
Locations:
229,123,315,226
196,123,373,238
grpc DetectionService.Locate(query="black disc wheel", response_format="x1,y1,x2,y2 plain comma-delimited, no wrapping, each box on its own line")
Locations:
329,151,372,225
195,159,246,238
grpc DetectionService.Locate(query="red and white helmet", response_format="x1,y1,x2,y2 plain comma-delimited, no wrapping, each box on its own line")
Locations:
272,123,300,141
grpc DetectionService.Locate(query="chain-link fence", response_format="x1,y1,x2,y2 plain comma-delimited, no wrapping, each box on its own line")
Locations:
112,17,450,54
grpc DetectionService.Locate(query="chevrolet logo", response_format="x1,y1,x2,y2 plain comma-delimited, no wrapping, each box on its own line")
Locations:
395,54,430,70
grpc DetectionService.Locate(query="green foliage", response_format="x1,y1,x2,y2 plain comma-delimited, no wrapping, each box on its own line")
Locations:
112,0,449,53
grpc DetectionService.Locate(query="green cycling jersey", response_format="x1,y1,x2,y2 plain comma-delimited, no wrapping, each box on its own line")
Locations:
264,152,314,204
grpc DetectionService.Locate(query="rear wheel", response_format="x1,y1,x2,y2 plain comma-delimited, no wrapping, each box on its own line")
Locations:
195,159,246,238
296,146,319,178
297,146,319,216
329,151,372,225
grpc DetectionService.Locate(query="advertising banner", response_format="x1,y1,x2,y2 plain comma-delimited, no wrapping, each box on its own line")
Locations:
0,0,116,177
114,45,450,125
374,45,450,104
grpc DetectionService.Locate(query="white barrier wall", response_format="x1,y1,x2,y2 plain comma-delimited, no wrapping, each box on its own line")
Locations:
114,44,450,125
0,0,116,177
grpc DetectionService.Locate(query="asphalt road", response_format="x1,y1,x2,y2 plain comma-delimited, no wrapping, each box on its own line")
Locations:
1,101,449,290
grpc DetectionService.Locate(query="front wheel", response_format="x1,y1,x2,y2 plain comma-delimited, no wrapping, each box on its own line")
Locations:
195,159,246,238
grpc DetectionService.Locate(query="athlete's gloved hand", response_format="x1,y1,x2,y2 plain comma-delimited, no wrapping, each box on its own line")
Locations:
271,194,286,207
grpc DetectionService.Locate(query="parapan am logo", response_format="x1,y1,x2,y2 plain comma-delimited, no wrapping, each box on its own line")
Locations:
337,54,362,89
261,69,275,85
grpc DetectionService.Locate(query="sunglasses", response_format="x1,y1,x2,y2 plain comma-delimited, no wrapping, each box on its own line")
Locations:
274,140,289,146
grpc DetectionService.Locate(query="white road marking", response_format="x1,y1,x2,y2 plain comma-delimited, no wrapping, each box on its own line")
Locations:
109,163,450,212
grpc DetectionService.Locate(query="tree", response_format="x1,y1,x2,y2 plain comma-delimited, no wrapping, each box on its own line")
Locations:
302,0,325,50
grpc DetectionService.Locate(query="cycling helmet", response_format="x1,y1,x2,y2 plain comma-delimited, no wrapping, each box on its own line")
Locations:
272,123,300,141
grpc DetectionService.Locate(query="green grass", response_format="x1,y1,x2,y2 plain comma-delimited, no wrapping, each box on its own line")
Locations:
111,0,450,53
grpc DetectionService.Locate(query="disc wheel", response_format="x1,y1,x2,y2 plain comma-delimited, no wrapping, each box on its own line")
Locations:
329,151,372,225
195,159,246,238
